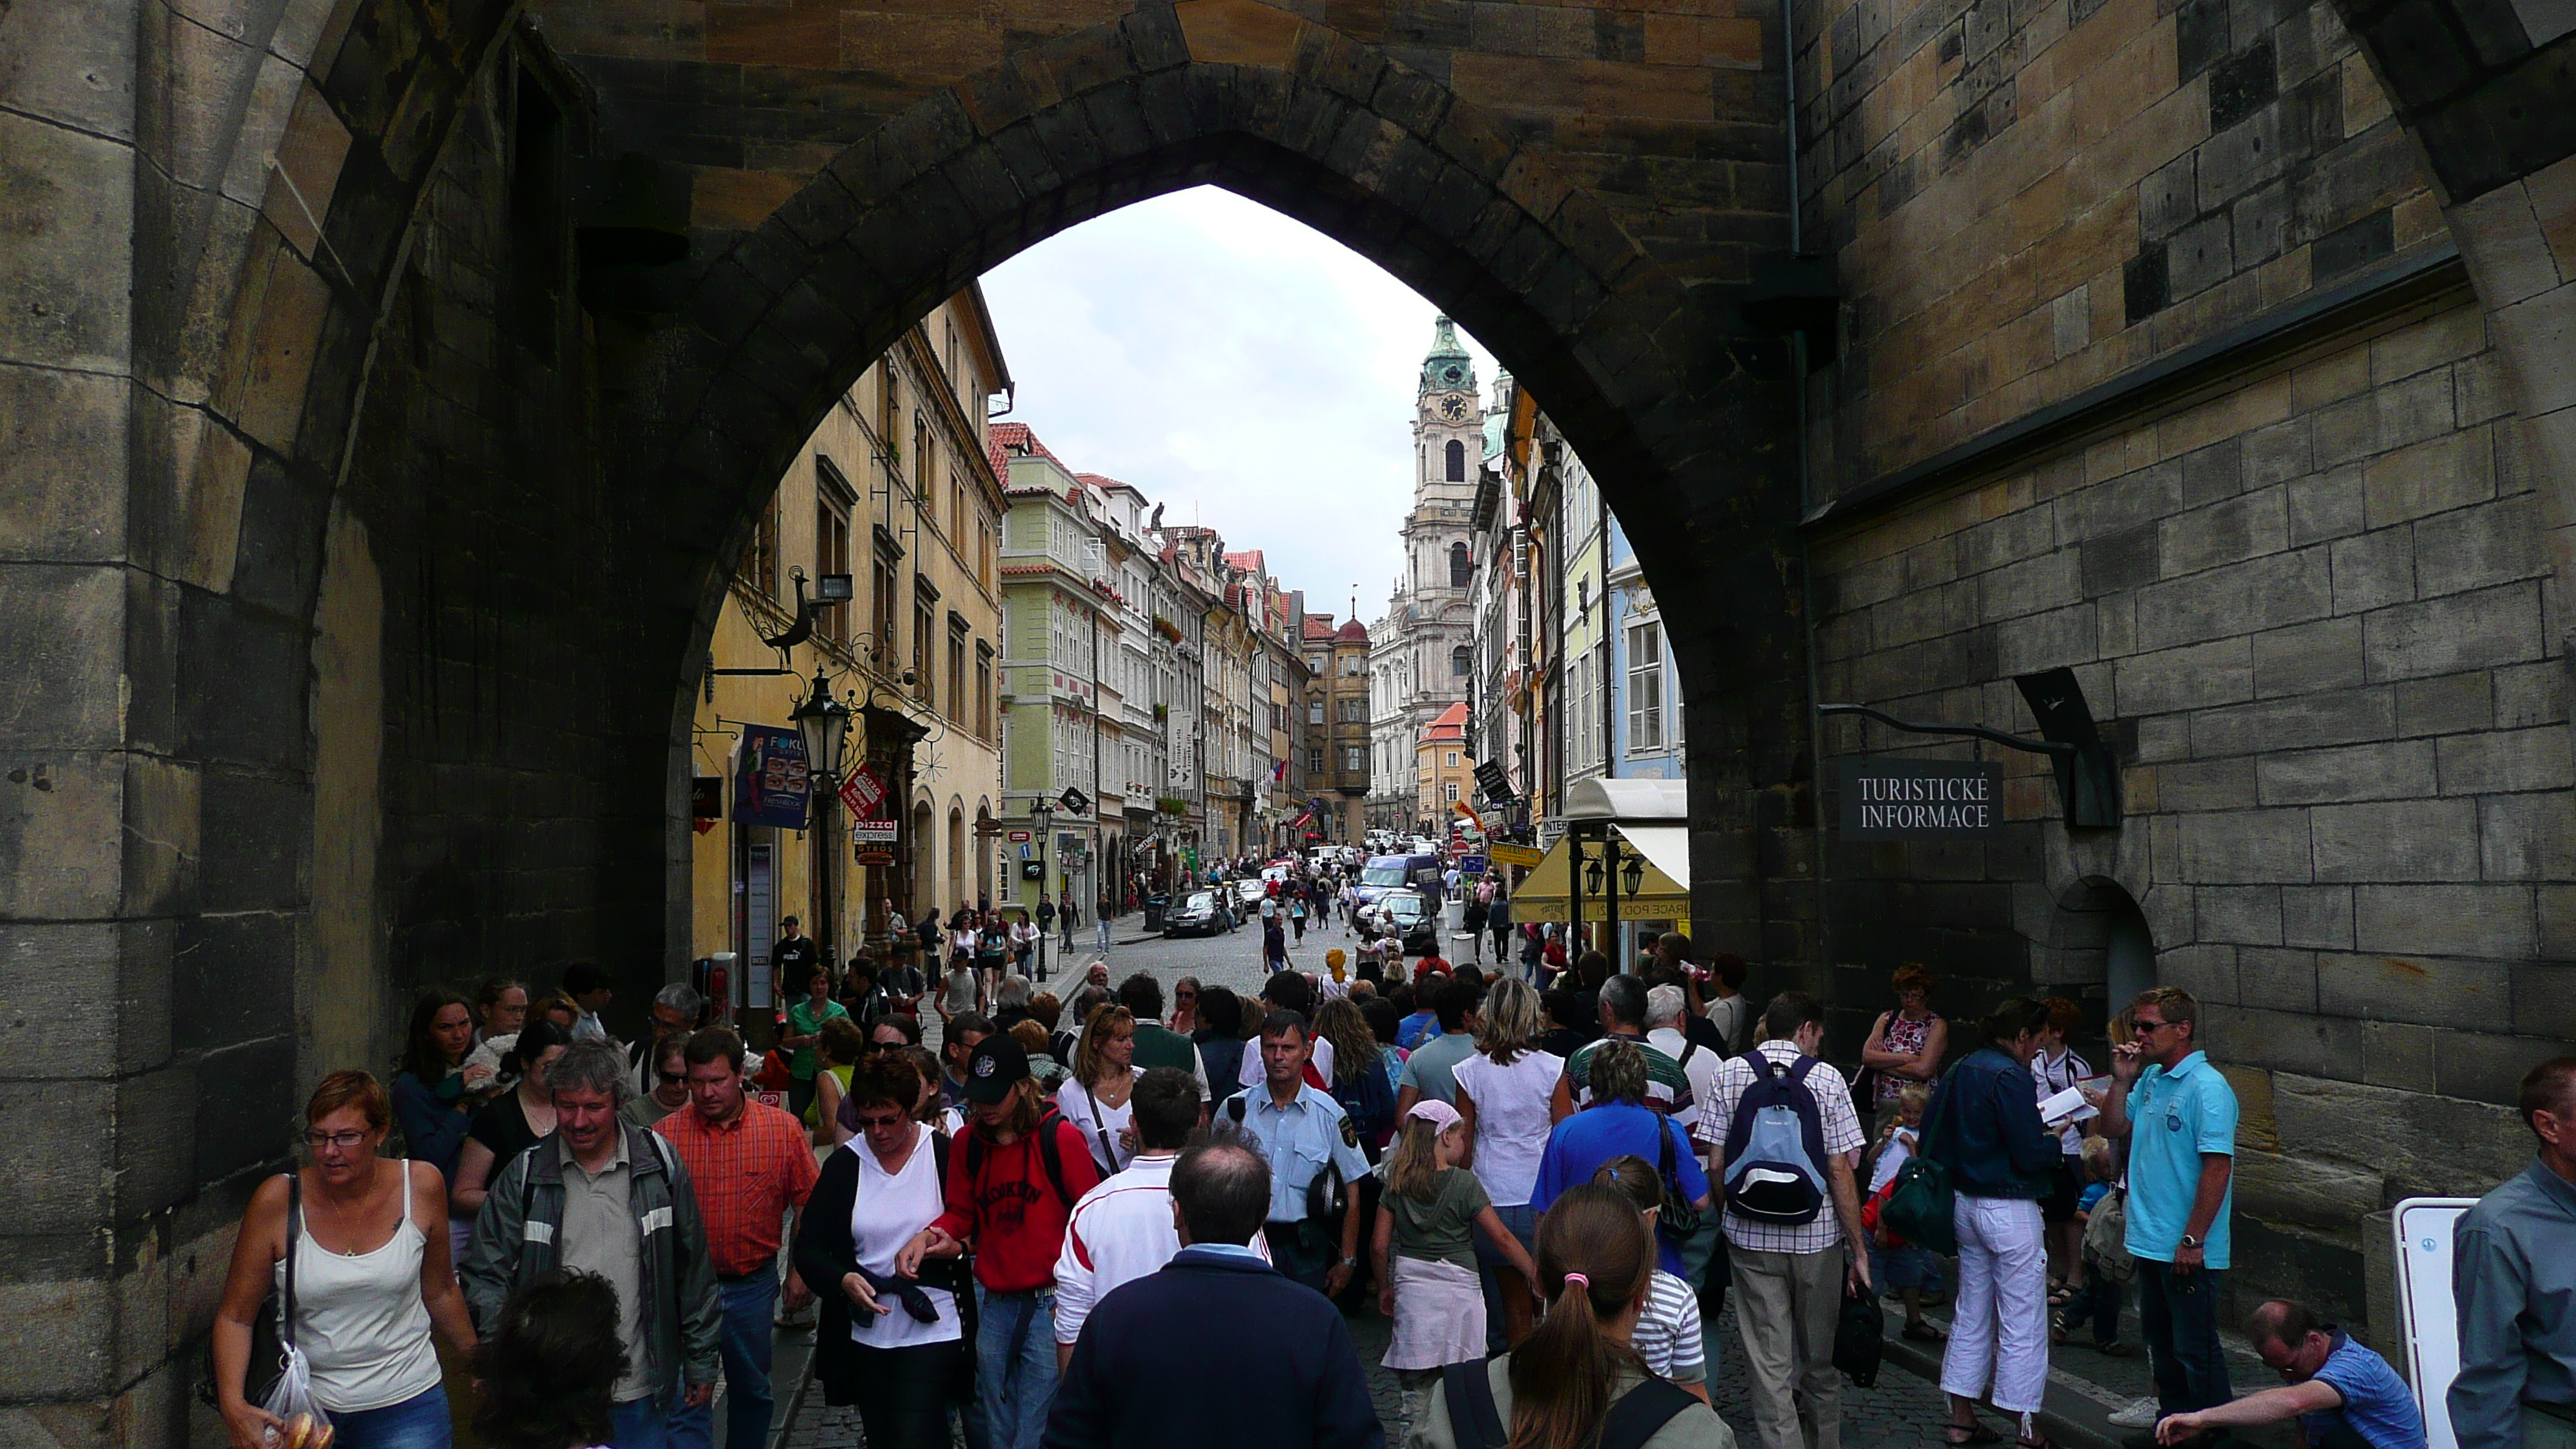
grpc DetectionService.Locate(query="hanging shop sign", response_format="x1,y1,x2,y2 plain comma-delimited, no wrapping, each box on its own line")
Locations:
1487,842,1544,868
851,817,899,844
733,725,812,828
839,764,888,820
1836,758,2003,840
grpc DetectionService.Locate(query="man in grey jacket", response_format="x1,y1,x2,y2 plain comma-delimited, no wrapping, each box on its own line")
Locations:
2451,1057,2576,1449
463,1039,721,1449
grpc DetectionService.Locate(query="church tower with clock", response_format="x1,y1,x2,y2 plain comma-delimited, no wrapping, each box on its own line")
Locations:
1366,317,1485,831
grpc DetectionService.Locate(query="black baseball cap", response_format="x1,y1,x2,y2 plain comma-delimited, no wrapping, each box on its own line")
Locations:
962,1033,1030,1104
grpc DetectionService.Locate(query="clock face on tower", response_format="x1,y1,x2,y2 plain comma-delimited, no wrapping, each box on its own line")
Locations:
1439,393,1470,420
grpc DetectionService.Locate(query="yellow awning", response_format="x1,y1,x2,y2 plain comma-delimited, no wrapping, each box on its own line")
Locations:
1508,826,1690,923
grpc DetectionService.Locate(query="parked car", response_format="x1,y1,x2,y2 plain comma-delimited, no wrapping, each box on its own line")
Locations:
1235,878,1269,909
1163,889,1236,937
1362,889,1441,956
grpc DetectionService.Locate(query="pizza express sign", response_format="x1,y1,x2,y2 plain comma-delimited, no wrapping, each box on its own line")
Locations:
1837,758,2004,840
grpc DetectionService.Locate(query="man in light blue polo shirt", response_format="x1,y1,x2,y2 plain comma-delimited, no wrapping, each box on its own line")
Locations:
2153,1299,2425,1449
2100,987,2239,1449
1216,1008,1372,1298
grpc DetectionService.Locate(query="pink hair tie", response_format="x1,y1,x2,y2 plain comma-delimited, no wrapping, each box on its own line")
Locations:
1563,1273,1588,1291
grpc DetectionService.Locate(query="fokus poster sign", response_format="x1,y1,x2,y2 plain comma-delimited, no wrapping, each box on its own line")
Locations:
1836,758,2004,840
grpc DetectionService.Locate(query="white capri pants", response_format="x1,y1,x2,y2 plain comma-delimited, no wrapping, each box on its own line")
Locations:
1940,1194,2050,1420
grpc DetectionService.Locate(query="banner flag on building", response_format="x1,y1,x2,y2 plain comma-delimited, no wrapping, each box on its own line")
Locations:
733,724,814,828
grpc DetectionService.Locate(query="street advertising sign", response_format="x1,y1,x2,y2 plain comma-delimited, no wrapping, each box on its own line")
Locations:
851,817,899,844
2393,1197,2480,1449
1008,830,1031,841
1488,843,1544,868
1457,854,1489,876
839,764,888,820
1836,758,2003,840
1058,786,1091,815
733,725,812,827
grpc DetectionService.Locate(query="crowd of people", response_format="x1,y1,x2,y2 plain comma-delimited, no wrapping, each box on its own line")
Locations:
205,906,2576,1449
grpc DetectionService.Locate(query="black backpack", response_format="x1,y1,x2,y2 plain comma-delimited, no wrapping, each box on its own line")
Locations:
1440,1361,1697,1449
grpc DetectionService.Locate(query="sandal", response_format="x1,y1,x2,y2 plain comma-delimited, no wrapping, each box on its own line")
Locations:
1944,1426,2002,1446
2017,1435,2060,1449
1903,1321,1945,1343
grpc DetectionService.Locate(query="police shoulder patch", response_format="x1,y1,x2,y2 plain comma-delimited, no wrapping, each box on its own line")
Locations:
1339,1115,1358,1148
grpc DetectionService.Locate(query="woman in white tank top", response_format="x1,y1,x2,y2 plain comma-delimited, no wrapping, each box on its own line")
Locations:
213,1071,479,1449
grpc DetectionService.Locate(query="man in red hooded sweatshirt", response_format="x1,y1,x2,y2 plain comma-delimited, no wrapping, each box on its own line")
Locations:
898,1034,1099,1449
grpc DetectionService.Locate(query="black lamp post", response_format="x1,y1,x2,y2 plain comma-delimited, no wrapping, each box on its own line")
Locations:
793,671,853,971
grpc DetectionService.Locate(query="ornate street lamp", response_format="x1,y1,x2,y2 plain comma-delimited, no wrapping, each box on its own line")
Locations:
1622,853,1645,896
791,670,853,969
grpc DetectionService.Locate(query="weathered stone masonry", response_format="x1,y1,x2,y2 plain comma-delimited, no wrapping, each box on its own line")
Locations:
1,0,2569,1429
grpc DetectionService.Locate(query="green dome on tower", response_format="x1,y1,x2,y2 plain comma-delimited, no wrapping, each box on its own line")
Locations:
1420,316,1475,393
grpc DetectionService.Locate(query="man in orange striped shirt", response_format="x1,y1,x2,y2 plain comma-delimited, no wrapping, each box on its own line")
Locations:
654,1027,819,1449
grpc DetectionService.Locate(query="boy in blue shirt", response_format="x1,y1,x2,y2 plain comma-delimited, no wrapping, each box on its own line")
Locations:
2153,1300,2426,1449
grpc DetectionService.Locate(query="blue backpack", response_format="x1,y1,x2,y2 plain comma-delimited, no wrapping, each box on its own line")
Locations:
1721,1053,1831,1226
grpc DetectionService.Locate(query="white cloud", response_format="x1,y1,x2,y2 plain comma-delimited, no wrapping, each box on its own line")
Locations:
978,185,1500,623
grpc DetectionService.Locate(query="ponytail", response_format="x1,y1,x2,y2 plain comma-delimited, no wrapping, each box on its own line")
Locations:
1505,1184,1654,1449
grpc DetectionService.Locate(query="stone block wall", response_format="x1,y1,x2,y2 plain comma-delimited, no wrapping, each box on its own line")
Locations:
1807,289,2569,1325
1793,0,2444,488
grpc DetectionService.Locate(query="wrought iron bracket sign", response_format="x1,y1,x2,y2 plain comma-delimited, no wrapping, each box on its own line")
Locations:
1821,667,2121,833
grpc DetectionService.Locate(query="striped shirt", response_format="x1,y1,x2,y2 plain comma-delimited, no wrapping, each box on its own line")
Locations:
1630,1269,1706,1384
1562,1033,1694,1116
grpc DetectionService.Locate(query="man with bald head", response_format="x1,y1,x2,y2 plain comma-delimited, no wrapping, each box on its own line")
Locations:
1044,1140,1380,1449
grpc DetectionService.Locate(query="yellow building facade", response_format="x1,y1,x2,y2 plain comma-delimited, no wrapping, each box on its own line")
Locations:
687,288,1009,1012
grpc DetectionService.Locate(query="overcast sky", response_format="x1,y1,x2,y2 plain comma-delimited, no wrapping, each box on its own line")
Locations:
978,185,1500,626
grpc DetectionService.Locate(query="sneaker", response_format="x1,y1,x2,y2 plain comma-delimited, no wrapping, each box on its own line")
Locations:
2107,1399,2163,1430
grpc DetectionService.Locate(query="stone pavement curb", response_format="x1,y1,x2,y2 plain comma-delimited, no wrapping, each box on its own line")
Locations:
1878,1320,2129,1449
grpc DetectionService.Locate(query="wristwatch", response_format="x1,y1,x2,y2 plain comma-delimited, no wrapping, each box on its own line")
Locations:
1338,1255,1359,1267
2178,1233,2201,1249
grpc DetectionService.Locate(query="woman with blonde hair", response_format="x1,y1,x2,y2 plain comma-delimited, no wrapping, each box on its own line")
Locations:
1409,1183,1728,1449
1054,1001,1143,1173
1451,976,1565,1344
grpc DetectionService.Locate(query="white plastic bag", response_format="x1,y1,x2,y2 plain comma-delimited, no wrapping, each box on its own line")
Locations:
259,1346,335,1449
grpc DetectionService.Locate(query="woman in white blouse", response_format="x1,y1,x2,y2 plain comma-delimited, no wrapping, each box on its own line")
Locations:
1450,978,1566,1346
1054,1002,1144,1174
793,1056,971,1449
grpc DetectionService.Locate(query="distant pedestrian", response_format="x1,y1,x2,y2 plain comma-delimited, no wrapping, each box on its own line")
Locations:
2448,1056,2576,1449
1095,895,1112,954
213,1071,477,1449
1462,892,1488,960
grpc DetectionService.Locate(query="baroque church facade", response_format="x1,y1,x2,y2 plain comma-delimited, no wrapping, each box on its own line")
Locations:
1367,319,1485,834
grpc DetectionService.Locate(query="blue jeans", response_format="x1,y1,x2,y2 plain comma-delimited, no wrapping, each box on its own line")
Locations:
332,1384,451,1449
2137,1261,2232,1415
669,1273,779,1449
610,1396,670,1449
974,1285,1059,1449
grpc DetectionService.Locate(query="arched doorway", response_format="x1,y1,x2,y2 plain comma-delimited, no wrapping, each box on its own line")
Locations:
2045,878,2158,1024
975,800,996,913
947,804,968,915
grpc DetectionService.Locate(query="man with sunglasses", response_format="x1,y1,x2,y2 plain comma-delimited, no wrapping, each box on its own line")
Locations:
2098,988,2239,1449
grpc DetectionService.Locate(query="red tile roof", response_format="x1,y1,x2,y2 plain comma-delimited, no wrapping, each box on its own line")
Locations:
988,422,1069,480
1303,613,1336,642
1335,619,1371,643
1427,701,1470,737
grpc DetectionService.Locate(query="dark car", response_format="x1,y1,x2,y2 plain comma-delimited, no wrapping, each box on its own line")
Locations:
1365,889,1440,956
1163,889,1236,938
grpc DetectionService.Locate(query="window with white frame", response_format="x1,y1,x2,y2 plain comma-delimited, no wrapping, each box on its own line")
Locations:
1627,620,1664,752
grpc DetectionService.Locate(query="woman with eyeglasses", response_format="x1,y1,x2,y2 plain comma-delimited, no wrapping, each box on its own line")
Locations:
214,1070,478,1449
793,1056,976,1449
